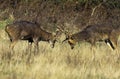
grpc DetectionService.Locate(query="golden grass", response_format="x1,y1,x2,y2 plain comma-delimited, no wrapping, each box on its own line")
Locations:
1,31,120,79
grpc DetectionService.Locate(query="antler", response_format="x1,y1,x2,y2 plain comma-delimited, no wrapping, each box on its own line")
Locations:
57,24,71,43
57,23,69,35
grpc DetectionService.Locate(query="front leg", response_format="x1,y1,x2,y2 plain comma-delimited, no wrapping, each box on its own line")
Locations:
33,37,39,54
49,40,56,48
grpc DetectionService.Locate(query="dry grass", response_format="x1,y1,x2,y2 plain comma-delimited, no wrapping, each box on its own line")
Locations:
1,30,120,79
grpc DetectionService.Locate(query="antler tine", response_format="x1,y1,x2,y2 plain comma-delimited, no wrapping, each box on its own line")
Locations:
63,24,71,36
57,23,71,37
56,25,64,33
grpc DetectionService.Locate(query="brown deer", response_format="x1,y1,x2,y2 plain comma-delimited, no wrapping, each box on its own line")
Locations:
5,21,60,52
61,24,119,50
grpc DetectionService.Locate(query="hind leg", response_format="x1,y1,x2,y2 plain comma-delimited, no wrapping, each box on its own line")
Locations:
109,36,119,58
109,37,118,50
110,30,119,50
9,40,17,55
91,44,96,61
105,39,115,50
89,40,96,61
26,41,33,64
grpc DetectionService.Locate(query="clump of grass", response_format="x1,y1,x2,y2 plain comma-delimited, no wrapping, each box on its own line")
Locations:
0,38,120,79
0,14,14,29
0,21,7,29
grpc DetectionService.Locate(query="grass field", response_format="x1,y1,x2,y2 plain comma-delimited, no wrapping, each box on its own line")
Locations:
0,29,120,79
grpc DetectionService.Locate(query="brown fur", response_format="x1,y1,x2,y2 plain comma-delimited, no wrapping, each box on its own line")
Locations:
5,21,59,52
63,24,119,50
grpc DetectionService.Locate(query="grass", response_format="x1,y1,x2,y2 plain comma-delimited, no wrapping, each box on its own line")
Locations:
0,31,120,79
0,14,14,30
0,21,7,29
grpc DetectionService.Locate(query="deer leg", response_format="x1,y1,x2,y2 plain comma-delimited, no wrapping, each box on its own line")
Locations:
49,40,56,48
10,40,17,55
49,41,54,48
28,38,33,52
91,45,95,61
110,36,119,58
33,38,39,54
105,39,115,50
26,41,33,64
27,41,32,54
109,36,118,50
90,40,96,61
109,30,120,58
110,30,119,50
29,42,32,51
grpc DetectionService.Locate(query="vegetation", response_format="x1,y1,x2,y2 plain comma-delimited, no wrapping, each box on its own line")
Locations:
0,0,120,30
0,38,120,79
0,0,120,79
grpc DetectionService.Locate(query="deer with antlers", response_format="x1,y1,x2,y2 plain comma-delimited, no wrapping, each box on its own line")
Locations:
60,23,119,50
5,20,60,53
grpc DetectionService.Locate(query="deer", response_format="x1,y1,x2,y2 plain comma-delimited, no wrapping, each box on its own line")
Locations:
5,20,60,53
60,24,119,50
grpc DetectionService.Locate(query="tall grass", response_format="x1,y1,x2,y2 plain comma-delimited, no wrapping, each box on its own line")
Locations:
0,31,120,79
